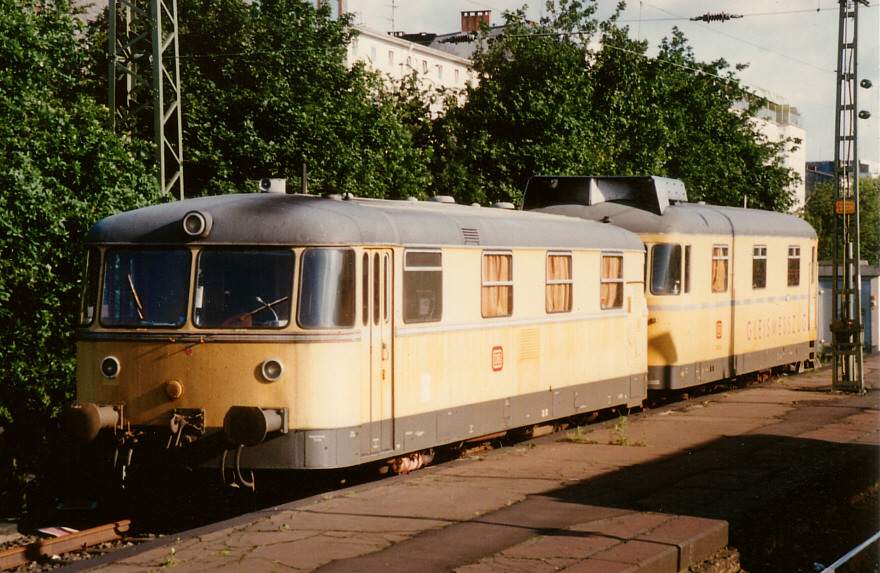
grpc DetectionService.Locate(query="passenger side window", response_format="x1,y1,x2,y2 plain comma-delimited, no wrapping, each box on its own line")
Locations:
482,252,513,317
403,250,442,323
788,246,801,286
711,245,729,293
546,253,572,313
650,244,682,295
600,254,624,309
752,246,767,289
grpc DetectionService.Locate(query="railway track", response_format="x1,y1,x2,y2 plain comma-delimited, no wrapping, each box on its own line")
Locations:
0,520,133,571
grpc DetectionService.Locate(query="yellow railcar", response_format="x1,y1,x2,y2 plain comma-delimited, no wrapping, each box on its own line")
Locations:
523,176,818,390
69,191,647,485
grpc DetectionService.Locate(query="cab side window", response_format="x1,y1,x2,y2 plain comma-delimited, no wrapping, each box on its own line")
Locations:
298,248,355,329
650,244,681,295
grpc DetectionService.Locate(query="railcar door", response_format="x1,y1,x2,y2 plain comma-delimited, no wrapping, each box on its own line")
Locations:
362,249,394,453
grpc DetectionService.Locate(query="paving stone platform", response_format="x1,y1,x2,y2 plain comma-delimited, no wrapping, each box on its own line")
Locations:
63,354,879,573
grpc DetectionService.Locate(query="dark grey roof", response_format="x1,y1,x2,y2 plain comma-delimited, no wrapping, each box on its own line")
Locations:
86,193,645,251
533,201,817,239
523,175,816,239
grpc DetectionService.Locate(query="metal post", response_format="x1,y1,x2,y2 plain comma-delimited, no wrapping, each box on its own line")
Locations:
151,0,184,199
830,0,865,392
109,0,184,199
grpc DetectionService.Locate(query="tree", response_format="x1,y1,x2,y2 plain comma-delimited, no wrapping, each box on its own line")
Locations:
172,0,434,198
592,26,798,211
432,1,608,206
804,177,879,265
432,0,800,211
0,0,163,514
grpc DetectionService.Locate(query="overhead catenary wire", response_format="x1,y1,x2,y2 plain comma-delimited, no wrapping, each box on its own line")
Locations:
621,2,841,75
504,28,804,91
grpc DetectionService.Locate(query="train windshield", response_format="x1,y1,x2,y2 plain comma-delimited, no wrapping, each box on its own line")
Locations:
194,249,293,328
101,249,191,327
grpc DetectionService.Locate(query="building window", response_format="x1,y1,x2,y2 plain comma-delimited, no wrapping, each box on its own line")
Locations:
712,245,729,293
788,246,801,286
650,244,681,295
422,60,428,73
752,246,767,289
454,69,460,82
387,50,394,66
546,253,572,313
482,252,512,317
437,64,443,79
403,250,442,323
600,254,624,309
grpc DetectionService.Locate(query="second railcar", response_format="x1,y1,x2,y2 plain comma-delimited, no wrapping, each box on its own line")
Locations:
523,176,818,390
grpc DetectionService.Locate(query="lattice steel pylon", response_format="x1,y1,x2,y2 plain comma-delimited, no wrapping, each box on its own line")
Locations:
830,0,868,392
108,0,184,200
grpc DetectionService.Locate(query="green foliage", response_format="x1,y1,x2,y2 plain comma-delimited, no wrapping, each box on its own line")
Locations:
175,0,434,198
804,177,880,265
432,0,799,210
0,0,162,514
432,1,607,205
608,416,646,447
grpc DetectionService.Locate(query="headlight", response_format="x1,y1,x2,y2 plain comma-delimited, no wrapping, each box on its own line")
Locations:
182,210,212,238
261,359,284,382
101,356,120,379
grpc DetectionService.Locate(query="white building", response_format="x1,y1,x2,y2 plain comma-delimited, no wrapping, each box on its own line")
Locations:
347,27,475,96
753,93,807,213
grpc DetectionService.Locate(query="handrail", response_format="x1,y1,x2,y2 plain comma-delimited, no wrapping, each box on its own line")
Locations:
819,530,880,573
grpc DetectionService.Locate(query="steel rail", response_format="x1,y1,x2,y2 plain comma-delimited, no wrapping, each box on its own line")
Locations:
0,520,131,571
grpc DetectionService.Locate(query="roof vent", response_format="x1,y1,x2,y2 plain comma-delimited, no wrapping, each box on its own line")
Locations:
492,202,515,209
431,195,456,204
461,227,480,245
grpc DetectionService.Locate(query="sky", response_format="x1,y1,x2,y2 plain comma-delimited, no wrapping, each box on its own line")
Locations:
343,0,879,165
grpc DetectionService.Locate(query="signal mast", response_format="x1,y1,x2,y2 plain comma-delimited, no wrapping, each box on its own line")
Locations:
830,0,871,392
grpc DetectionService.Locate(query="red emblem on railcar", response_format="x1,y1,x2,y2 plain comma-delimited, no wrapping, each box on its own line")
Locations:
492,346,503,372
716,321,723,339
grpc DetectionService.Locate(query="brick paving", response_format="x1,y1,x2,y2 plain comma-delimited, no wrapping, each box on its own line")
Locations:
65,355,879,573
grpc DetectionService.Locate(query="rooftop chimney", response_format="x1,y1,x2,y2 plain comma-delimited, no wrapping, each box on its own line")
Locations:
461,10,490,33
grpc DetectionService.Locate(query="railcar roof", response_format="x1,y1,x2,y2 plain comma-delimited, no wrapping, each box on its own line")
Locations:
522,175,815,239
532,201,817,239
86,193,645,251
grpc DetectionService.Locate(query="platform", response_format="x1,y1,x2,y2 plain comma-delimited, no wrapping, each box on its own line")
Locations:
63,355,879,573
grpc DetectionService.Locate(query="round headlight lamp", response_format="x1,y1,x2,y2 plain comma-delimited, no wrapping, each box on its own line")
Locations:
261,359,284,382
182,210,212,238
101,356,121,379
